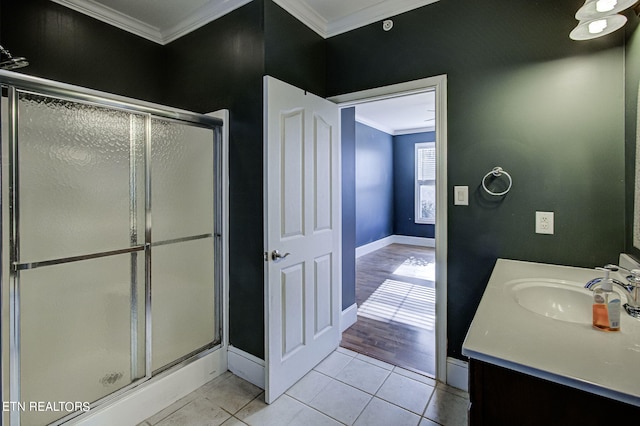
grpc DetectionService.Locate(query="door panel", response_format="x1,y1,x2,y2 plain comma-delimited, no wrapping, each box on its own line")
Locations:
264,76,340,403
314,254,332,334
281,263,305,357
314,115,332,232
281,109,305,239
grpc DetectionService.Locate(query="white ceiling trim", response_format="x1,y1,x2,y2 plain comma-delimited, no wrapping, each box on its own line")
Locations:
161,0,253,44
394,125,436,135
271,0,327,38
356,116,434,136
51,0,442,44
51,0,253,45
327,0,440,38
355,115,395,135
51,0,162,43
274,0,440,38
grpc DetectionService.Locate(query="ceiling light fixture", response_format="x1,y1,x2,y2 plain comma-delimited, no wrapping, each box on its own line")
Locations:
570,0,638,40
575,0,637,20
570,14,627,39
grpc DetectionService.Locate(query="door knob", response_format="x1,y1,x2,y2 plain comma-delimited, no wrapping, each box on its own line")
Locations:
271,250,290,261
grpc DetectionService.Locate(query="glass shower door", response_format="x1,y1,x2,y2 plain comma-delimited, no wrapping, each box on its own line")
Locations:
11,92,147,426
1,76,222,426
150,119,218,372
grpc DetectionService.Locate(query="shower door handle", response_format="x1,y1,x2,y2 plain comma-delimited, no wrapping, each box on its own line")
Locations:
271,250,290,261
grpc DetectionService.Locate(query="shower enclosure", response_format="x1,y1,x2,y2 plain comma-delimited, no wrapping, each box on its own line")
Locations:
0,71,223,426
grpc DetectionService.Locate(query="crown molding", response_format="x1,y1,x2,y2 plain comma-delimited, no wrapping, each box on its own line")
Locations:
52,0,441,43
271,0,328,38
355,116,394,136
51,0,162,43
356,115,435,136
161,0,253,44
273,0,440,39
326,0,440,37
394,125,436,135
51,0,253,45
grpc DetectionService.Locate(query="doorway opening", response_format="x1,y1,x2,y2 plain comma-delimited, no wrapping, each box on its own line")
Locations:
330,75,448,382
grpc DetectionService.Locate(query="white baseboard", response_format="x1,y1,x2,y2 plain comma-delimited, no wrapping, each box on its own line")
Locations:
355,235,395,258
446,357,468,392
355,235,435,258
228,345,265,390
73,348,227,426
392,235,435,248
340,303,358,332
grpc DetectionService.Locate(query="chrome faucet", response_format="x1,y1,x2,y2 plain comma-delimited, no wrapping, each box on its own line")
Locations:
585,265,640,319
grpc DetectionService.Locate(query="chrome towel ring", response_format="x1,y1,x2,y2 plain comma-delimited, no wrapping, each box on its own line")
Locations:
482,167,512,196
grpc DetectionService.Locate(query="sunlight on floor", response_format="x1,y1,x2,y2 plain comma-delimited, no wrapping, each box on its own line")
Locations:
358,279,436,330
392,256,435,281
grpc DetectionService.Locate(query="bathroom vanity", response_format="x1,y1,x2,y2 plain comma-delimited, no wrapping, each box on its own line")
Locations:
463,259,640,425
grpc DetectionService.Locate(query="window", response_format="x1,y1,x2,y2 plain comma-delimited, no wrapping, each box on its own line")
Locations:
415,142,436,224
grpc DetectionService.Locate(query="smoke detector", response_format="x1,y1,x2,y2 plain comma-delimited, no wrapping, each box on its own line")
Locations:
383,20,393,31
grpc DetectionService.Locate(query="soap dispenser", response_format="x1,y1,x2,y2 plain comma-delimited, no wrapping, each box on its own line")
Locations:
592,268,621,332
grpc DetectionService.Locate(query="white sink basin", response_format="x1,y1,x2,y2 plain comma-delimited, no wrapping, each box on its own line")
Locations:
507,279,626,324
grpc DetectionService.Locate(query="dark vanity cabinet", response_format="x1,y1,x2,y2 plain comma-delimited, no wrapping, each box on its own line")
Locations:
468,359,640,425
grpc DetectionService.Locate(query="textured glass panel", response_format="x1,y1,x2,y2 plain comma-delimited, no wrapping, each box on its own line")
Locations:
17,93,145,262
19,253,145,426
152,238,216,371
151,119,214,242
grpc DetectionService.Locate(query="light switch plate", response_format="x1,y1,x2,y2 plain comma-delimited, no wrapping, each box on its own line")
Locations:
454,186,469,206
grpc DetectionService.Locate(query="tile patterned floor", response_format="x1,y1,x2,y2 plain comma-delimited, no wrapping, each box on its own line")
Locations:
139,347,469,426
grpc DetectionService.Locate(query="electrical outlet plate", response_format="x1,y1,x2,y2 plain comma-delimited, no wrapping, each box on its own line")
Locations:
535,211,554,235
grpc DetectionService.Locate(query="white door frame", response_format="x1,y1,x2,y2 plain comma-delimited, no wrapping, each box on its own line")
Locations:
329,74,448,382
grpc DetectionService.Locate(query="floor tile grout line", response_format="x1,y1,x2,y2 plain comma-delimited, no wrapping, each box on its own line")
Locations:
287,396,350,426
372,393,431,419
391,364,436,381
312,354,442,405
374,384,434,417
350,395,374,426
298,369,433,422
313,361,391,397
237,392,265,416
145,394,198,425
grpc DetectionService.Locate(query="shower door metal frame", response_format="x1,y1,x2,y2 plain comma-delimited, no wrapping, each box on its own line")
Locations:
0,70,224,426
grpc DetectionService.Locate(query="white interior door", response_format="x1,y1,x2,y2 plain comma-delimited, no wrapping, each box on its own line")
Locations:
264,76,341,403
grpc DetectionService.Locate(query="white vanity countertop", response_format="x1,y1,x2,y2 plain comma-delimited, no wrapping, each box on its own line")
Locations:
462,259,640,407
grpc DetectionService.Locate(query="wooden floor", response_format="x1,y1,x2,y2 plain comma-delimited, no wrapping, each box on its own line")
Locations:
341,243,436,377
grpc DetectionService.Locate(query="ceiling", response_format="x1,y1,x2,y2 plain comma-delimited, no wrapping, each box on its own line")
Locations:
355,91,436,135
50,0,439,134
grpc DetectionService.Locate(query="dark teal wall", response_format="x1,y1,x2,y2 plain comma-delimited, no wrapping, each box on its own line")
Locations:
264,0,326,97
328,0,626,359
393,131,436,238
355,122,394,246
